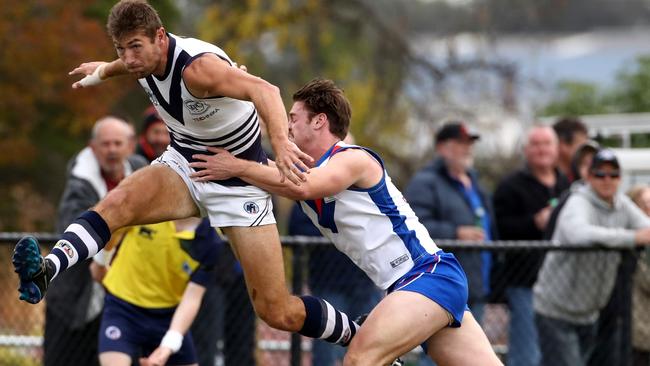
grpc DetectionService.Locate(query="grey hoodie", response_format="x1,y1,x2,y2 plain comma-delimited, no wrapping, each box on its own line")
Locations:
533,183,650,324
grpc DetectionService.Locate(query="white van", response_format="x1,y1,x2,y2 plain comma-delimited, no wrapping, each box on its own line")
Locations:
612,148,650,191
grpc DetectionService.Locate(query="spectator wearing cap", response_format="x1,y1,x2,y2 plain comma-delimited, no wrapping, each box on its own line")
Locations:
533,149,650,366
492,125,570,366
405,121,498,326
136,106,170,162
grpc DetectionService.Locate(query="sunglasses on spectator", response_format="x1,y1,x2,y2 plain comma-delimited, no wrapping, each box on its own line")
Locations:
592,170,620,179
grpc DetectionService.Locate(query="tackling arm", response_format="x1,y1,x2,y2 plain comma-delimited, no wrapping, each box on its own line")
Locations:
189,147,380,201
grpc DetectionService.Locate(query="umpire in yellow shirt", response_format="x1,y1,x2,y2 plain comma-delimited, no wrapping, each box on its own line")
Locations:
92,217,219,366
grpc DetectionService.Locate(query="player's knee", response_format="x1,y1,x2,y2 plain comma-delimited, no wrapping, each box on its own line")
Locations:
95,188,135,225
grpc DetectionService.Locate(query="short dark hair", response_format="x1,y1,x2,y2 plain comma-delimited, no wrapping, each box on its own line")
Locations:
292,79,351,140
552,116,588,144
107,0,162,42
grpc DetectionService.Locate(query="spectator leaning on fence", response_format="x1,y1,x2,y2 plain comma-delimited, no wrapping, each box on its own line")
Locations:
43,116,147,366
533,149,650,366
405,121,497,325
492,125,570,366
627,184,650,366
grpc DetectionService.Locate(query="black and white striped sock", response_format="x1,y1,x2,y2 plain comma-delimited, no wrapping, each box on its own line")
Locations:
299,295,360,346
45,211,110,279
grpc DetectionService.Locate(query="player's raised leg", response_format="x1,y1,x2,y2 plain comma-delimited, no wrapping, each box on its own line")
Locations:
223,225,359,345
13,164,199,303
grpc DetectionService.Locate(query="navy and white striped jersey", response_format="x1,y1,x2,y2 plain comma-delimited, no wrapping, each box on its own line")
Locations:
138,33,266,185
299,142,441,289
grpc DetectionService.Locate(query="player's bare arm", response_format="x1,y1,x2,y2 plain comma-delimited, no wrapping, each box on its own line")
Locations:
182,55,313,185
189,147,382,200
69,59,129,89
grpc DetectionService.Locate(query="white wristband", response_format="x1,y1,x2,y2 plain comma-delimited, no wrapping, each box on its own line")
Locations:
92,248,113,266
78,63,107,87
160,330,183,353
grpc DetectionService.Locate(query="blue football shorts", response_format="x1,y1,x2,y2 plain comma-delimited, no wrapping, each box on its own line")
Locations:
99,293,197,365
388,251,469,328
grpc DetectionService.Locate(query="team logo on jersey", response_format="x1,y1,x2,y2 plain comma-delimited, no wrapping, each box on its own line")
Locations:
105,325,122,340
184,100,210,115
390,254,409,268
54,240,75,259
243,201,260,214
143,87,159,106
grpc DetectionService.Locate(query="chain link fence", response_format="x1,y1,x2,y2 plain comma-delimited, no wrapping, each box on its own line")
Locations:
0,233,646,366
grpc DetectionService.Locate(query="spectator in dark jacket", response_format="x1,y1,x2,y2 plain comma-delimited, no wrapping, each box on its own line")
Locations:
493,125,569,366
552,116,588,182
405,121,497,324
44,116,147,366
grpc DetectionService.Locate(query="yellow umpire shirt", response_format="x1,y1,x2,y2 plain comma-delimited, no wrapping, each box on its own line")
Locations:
103,221,206,309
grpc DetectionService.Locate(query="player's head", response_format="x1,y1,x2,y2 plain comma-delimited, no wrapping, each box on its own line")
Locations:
290,79,351,142
90,116,135,177
107,0,165,78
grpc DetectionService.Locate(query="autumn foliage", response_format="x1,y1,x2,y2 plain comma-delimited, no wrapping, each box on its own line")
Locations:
0,0,132,230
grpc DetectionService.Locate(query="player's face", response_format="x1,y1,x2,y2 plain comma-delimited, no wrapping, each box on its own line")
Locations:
113,28,165,78
288,101,317,150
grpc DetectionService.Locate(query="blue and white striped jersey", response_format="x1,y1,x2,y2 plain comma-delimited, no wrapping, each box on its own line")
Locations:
138,33,266,185
299,142,441,289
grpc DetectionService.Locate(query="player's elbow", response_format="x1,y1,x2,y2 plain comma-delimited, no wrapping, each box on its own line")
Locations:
284,186,311,201
256,82,280,99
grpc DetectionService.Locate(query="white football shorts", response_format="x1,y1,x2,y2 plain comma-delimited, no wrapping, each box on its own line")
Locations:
153,146,276,227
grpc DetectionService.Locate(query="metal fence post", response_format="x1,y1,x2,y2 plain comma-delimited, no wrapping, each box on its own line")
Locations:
290,243,306,366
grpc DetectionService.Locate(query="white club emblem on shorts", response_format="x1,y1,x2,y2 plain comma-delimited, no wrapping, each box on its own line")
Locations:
243,201,260,214
105,325,122,340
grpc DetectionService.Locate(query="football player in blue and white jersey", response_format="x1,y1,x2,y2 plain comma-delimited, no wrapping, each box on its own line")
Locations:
190,79,503,366
13,0,367,354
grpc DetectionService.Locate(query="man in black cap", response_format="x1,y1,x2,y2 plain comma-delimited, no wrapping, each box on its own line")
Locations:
533,148,650,366
405,121,498,325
